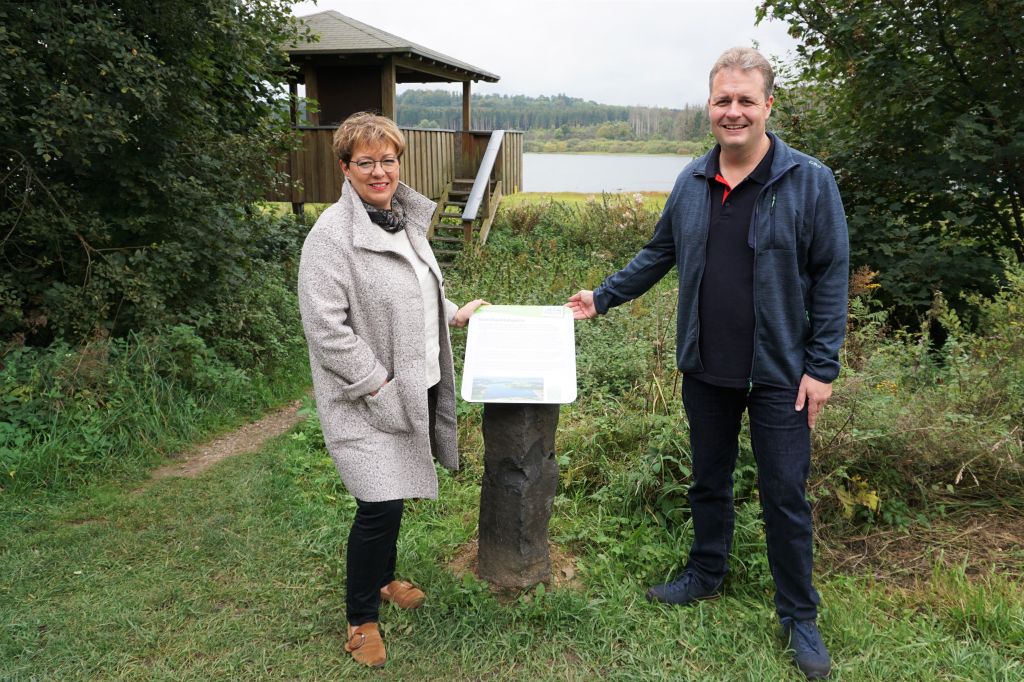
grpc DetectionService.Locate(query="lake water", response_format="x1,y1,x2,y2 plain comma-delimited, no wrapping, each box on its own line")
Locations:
522,152,693,193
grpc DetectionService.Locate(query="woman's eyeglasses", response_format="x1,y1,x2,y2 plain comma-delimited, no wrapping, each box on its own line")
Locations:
350,158,399,173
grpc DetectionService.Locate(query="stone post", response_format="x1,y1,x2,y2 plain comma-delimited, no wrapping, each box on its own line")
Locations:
477,403,560,588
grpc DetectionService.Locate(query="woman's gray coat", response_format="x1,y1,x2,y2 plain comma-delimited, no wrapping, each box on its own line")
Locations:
298,181,460,502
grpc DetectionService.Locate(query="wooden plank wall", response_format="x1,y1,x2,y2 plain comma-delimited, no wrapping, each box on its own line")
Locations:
266,127,340,204
400,128,456,201
266,127,518,204
501,131,523,195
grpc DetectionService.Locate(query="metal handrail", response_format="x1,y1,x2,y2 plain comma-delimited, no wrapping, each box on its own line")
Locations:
462,130,505,221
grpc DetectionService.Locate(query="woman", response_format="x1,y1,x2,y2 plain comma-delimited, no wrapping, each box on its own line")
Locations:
298,112,485,668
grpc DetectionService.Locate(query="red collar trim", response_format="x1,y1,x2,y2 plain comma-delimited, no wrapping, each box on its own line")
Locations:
713,173,732,204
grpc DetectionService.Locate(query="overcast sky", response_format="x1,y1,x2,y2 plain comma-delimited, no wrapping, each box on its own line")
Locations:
289,0,800,109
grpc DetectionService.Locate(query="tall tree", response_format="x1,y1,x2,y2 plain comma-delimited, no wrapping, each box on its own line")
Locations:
0,1,307,343
760,0,1024,315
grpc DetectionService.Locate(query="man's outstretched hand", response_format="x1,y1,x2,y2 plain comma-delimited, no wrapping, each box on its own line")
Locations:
566,290,597,320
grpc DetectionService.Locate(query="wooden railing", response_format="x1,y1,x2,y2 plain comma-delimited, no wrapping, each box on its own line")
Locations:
461,131,505,246
462,131,504,222
460,130,523,195
266,127,523,205
425,129,513,260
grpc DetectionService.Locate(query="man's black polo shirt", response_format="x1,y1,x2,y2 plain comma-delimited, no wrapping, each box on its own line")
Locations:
689,137,775,389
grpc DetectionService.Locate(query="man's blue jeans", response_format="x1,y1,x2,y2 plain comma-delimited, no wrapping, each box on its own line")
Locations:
682,376,820,620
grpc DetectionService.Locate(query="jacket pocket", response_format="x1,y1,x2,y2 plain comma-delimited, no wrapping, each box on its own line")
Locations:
767,207,800,251
362,378,412,434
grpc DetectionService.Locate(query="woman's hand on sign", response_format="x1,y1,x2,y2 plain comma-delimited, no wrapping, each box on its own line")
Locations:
452,299,489,327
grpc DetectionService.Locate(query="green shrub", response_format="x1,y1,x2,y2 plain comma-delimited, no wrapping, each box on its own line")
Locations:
810,264,1024,521
0,1,309,343
184,212,308,370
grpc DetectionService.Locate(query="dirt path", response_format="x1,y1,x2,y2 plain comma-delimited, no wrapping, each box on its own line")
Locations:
142,399,305,485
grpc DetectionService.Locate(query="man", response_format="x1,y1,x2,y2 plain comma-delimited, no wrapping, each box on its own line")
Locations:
567,47,848,680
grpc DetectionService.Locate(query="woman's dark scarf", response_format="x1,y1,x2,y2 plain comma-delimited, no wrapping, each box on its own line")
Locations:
362,197,406,233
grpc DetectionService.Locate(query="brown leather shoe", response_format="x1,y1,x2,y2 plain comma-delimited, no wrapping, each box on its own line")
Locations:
345,622,386,668
380,580,425,609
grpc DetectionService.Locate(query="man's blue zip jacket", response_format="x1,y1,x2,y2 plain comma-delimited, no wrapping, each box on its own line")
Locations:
593,133,849,388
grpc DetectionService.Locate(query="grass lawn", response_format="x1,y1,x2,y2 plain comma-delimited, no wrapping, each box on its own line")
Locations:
2,418,1020,681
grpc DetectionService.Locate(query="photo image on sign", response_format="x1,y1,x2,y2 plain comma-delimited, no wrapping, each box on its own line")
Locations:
470,376,545,402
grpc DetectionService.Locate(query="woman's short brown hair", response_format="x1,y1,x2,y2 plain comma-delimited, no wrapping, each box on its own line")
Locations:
332,112,406,163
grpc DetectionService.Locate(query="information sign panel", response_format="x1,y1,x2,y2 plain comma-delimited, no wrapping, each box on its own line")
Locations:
460,305,577,404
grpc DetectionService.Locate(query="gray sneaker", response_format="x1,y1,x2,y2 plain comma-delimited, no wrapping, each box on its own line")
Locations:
781,618,831,679
645,571,722,605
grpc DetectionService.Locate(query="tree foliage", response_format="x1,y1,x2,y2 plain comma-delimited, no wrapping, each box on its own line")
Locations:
0,1,307,344
760,0,1024,317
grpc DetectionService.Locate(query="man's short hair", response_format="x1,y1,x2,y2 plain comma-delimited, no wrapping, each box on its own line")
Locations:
332,112,406,162
709,47,775,100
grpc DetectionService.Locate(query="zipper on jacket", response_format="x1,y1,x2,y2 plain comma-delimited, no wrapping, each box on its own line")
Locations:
747,165,796,386
694,178,712,373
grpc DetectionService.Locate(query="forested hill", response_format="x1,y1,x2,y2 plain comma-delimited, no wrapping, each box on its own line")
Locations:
395,89,709,142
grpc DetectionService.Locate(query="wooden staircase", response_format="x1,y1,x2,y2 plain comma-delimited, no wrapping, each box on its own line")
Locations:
428,178,474,263
427,131,506,265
